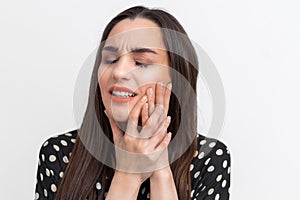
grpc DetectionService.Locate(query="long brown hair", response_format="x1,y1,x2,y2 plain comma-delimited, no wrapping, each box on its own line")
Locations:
55,6,198,200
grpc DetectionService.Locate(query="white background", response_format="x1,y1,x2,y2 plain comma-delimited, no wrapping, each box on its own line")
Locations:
1,0,299,199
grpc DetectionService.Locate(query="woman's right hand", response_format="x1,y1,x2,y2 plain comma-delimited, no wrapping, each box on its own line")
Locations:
104,82,172,183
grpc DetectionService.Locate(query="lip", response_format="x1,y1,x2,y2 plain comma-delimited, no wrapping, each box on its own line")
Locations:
108,85,138,103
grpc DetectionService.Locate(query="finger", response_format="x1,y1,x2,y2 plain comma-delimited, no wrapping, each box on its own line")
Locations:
147,116,171,149
141,103,149,126
147,87,155,115
127,95,148,133
153,115,171,138
164,82,172,114
155,82,165,107
104,110,123,145
143,103,165,130
155,132,172,152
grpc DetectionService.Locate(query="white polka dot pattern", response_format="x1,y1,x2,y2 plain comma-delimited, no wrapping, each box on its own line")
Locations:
96,182,101,190
34,130,231,200
190,135,231,199
49,155,56,162
35,131,78,199
194,171,200,178
51,184,57,192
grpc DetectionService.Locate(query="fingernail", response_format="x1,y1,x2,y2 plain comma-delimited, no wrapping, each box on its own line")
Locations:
168,132,172,137
166,116,171,124
141,95,147,102
167,82,172,90
104,110,108,117
149,88,153,97
145,103,148,109
158,82,164,87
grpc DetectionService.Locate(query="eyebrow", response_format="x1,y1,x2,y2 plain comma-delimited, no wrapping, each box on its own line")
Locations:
102,46,118,52
102,46,157,54
131,47,157,54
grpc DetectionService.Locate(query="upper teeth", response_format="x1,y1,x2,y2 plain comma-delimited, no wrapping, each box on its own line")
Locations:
112,91,135,97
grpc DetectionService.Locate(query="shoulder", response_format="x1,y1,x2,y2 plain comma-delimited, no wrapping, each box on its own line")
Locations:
39,130,78,170
36,129,79,179
35,129,79,199
194,133,230,162
38,129,78,161
191,133,231,173
189,133,231,199
40,129,78,148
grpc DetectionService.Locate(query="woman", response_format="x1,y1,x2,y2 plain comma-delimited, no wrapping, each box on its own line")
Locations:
35,6,231,200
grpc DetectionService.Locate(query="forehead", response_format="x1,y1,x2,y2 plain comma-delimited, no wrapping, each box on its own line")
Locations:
104,18,166,52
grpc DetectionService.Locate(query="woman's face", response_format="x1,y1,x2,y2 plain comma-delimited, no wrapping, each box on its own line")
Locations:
98,18,171,122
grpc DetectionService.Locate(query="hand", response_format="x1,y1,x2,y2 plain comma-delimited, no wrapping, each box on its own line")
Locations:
105,82,173,182
144,82,173,180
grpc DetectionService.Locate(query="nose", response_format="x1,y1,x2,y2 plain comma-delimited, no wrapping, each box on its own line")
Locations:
112,55,133,81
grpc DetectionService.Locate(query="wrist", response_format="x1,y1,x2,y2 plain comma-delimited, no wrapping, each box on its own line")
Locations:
114,170,143,186
149,166,178,200
151,166,173,182
106,171,143,200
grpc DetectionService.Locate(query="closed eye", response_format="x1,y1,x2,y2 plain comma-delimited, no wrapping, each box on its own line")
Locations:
135,61,149,68
104,58,118,65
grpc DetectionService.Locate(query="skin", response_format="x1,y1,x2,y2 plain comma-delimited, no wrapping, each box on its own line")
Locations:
98,18,171,122
98,18,178,200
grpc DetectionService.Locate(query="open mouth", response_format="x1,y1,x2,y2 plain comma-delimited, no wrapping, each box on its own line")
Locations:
108,86,138,100
110,90,137,98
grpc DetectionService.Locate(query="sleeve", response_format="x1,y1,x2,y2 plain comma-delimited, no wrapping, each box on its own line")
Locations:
34,135,72,200
190,137,231,200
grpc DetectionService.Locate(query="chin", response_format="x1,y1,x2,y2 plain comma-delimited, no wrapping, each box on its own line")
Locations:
107,101,133,121
109,108,129,122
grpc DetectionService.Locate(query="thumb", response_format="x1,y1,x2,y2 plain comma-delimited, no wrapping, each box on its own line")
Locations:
104,110,123,145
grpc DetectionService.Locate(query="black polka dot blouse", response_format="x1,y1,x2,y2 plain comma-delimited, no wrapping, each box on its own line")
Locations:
35,129,231,199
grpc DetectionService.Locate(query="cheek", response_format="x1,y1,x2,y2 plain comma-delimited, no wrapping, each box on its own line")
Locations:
98,67,112,110
136,67,171,86
98,65,110,91
133,67,171,99
159,67,171,82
